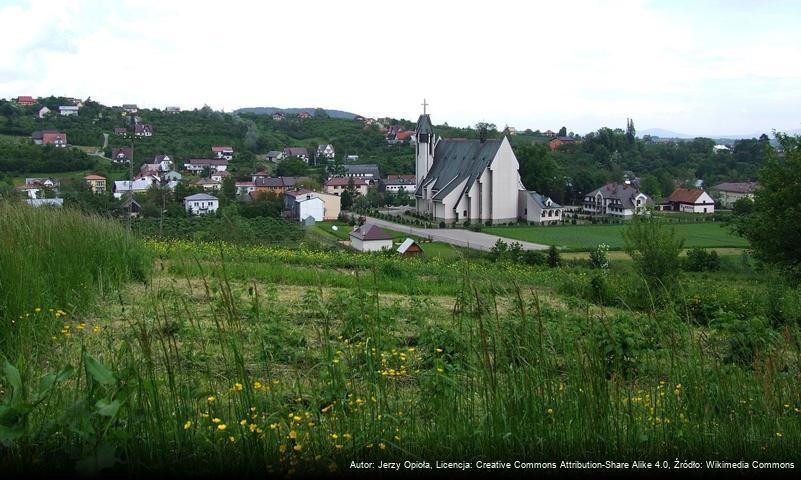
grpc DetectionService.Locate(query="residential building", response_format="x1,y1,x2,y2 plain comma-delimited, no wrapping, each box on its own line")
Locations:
518,191,563,224
384,174,416,193
184,193,219,215
345,154,359,162
713,144,731,154
184,158,228,173
41,132,68,147
165,106,181,114
711,182,758,208
112,148,133,164
343,164,380,179
163,171,183,182
191,178,222,191
667,188,716,213
38,106,50,118
316,144,336,162
325,177,369,196
59,105,79,116
122,104,138,113
251,176,310,195
272,112,285,121
349,224,394,252
283,190,325,222
235,181,257,196
414,111,529,223
267,151,285,163
210,170,230,183
211,145,234,160
83,175,107,194
114,127,127,135
283,147,310,162
134,124,153,136
153,154,174,171
549,136,576,151
297,111,311,119
583,182,653,218
16,96,36,105
542,129,556,138
120,198,142,217
112,178,155,199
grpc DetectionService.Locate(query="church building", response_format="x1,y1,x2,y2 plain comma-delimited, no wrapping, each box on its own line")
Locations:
414,107,530,224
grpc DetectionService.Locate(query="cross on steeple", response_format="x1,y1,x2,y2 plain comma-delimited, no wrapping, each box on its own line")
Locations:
421,98,428,115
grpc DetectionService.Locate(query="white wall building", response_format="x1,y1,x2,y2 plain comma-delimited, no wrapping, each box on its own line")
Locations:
349,224,394,252
184,193,219,215
518,191,563,224
583,182,653,218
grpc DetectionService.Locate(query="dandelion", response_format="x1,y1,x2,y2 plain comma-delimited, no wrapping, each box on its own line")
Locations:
184,421,192,430
289,430,297,439
217,424,227,431
233,382,244,392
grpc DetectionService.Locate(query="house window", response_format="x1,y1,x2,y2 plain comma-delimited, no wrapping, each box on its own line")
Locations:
463,210,467,217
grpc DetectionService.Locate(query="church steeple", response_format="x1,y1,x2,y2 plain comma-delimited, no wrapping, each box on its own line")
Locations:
415,99,434,189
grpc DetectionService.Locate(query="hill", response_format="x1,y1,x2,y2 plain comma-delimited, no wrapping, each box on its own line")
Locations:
233,106,360,119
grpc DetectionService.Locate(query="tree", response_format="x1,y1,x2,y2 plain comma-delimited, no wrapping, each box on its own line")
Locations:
639,175,662,199
626,118,636,146
734,134,801,280
340,189,353,210
221,176,236,202
623,213,684,293
558,126,567,137
276,157,309,177
547,245,561,268
395,188,411,206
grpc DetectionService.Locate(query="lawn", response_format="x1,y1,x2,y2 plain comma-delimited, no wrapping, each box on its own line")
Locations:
485,222,749,251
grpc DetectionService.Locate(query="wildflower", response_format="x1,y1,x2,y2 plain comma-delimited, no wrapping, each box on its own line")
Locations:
249,423,257,432
436,368,444,373
254,382,263,390
240,419,248,426
329,463,337,473
379,443,386,450
329,433,338,440
289,430,297,439
293,444,303,452
184,421,192,430
217,424,227,431
435,348,443,353
233,382,244,392
207,396,216,403
270,423,279,430
35,307,41,313
212,418,221,424
776,432,783,437
279,444,287,454
228,436,236,443
546,408,554,415
293,415,301,422
343,433,352,440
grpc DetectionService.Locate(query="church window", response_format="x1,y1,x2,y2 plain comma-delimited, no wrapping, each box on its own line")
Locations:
463,210,467,217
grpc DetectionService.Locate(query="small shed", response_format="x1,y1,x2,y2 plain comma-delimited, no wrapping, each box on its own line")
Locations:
397,238,423,257
349,224,394,252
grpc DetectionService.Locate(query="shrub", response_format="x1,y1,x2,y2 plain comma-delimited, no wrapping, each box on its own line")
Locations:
685,247,720,272
547,245,561,268
589,243,610,270
712,310,776,366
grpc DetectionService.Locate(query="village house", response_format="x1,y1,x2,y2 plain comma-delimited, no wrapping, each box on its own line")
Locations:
114,127,127,135
134,124,153,136
297,111,311,119
667,188,716,213
549,136,576,151
397,238,424,257
38,106,50,118
518,191,563,225
122,104,138,113
542,129,556,138
212,145,234,160
349,224,394,252
184,158,228,173
283,189,342,221
83,175,107,194
414,110,533,223
267,151,285,163
235,181,257,196
41,132,68,147
153,154,174,171
583,182,653,218
164,106,181,114
184,193,219,215
283,147,310,163
353,115,366,122
316,144,336,162
16,96,36,105
210,170,230,183
272,112,285,121
325,177,369,196
191,178,222,191
383,174,416,193
163,171,183,182
59,105,79,116
342,164,381,179
120,198,142,217
113,178,155,199
112,148,133,164
711,182,758,208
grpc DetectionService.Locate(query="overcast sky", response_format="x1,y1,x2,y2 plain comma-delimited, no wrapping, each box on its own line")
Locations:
2,0,800,136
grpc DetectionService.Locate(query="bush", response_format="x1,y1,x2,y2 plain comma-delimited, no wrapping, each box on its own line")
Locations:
685,248,720,272
547,245,561,268
712,310,776,366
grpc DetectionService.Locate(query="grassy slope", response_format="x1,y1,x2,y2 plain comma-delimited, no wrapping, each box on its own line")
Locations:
485,222,749,250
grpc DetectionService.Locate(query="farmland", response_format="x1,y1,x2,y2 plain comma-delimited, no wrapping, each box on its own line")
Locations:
1,204,799,476
485,221,749,251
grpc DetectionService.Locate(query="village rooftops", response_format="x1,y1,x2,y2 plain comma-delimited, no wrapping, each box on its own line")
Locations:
344,164,380,177
83,175,106,181
184,193,218,201
711,182,758,194
325,177,369,187
186,158,229,166
384,175,416,185
349,224,393,241
212,146,234,153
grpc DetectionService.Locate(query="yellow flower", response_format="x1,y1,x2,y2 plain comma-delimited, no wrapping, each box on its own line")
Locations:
293,444,303,452
249,423,257,432
212,418,221,424
379,443,386,450
343,432,352,440
436,368,444,373
289,430,297,439
183,421,192,430
35,307,41,313
240,419,248,426
217,424,227,431
207,396,216,403
233,382,244,391
254,382,263,390
435,348,443,353
328,463,337,473
270,423,279,430
228,436,236,443
279,444,287,454
776,432,783,437
546,408,554,415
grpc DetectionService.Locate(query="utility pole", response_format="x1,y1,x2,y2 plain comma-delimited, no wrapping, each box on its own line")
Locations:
126,112,135,231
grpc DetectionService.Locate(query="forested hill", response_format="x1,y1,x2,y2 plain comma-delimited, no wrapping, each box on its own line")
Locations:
233,107,359,119
0,96,779,206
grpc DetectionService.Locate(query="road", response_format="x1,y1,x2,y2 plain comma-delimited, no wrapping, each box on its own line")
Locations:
362,215,549,252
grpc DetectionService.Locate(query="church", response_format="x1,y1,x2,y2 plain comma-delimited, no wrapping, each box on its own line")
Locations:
414,107,538,224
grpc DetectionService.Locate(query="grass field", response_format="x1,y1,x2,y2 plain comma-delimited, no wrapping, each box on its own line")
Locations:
486,222,749,251
2,206,800,476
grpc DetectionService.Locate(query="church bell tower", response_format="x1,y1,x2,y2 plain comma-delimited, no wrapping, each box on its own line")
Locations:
415,99,434,189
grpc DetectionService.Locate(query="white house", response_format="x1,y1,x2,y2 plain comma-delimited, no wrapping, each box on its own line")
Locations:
113,178,155,199
349,224,394,252
384,175,416,193
59,105,79,116
267,151,285,163
316,144,336,162
583,182,653,218
38,106,50,118
184,193,219,215
518,191,563,224
212,146,234,160
184,158,229,173
134,124,153,136
285,192,325,222
414,111,526,223
667,188,715,213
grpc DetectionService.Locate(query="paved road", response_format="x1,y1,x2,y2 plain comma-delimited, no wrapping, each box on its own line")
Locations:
363,215,549,252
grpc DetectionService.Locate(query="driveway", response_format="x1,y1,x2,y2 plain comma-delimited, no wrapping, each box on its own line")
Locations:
362,215,549,252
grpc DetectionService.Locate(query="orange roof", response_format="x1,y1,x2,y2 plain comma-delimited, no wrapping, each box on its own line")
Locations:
83,175,106,180
668,188,704,203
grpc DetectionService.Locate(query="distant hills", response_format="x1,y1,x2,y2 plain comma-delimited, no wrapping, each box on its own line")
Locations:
640,127,801,141
233,107,360,119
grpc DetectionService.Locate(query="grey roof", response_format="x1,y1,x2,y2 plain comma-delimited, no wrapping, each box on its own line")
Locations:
349,224,393,241
344,164,380,176
527,191,561,209
416,139,503,202
711,182,758,194
266,150,283,157
586,182,653,209
415,114,433,135
184,193,218,201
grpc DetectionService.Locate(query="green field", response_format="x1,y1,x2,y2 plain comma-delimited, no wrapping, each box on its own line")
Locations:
486,222,749,250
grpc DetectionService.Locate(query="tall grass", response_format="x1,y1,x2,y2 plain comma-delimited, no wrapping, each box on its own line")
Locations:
0,201,148,352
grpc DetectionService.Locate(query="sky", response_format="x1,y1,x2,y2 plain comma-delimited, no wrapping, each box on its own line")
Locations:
1,0,800,136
